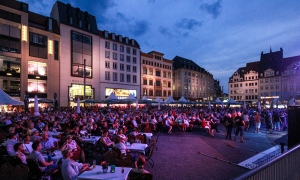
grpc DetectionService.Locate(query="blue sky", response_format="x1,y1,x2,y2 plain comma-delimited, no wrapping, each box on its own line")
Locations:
22,0,300,93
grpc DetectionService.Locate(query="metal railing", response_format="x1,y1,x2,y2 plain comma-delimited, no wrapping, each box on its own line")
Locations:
234,144,300,180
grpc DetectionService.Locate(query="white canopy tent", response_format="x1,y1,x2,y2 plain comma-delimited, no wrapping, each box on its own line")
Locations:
215,98,222,103
178,96,188,103
0,88,24,105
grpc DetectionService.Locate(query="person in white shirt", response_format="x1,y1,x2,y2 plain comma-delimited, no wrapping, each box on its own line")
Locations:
61,149,90,180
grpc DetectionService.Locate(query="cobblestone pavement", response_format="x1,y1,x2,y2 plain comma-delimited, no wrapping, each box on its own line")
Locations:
145,124,287,180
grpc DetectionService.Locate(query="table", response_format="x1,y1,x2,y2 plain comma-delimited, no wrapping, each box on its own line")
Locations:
43,150,63,164
77,165,131,180
82,136,101,145
108,129,118,134
126,143,148,154
138,133,153,140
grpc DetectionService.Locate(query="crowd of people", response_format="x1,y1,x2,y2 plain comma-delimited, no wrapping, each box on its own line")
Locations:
0,104,288,179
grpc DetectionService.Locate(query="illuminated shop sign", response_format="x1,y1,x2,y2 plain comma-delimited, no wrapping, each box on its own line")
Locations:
105,88,136,97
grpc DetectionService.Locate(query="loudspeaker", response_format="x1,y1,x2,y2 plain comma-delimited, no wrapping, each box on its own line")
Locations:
288,106,300,148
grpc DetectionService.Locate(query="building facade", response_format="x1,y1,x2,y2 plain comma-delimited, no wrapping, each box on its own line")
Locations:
141,51,172,100
51,1,141,106
172,56,215,101
228,62,259,102
99,30,141,100
0,0,60,102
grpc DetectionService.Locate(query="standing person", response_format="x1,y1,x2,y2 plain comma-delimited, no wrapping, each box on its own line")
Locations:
224,113,233,140
61,149,90,180
234,112,245,143
165,117,173,134
265,112,273,134
243,112,250,131
273,111,281,131
254,112,261,133
28,141,58,173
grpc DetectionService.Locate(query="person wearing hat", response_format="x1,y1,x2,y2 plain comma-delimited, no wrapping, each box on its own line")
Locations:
61,148,90,180
5,133,18,156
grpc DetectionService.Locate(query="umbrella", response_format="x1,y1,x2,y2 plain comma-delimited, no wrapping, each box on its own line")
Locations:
221,102,224,109
136,98,139,110
76,97,81,114
243,101,247,110
257,101,261,110
34,95,40,116
80,99,100,103
0,88,24,105
208,101,211,109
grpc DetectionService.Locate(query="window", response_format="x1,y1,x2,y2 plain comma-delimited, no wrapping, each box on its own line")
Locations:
54,40,59,60
126,65,131,72
120,73,124,82
163,72,166,78
149,80,153,85
120,54,124,61
105,41,110,49
156,81,161,86
265,79,268,83
105,51,110,58
133,75,137,83
168,82,171,88
156,70,161,77
143,68,147,74
105,71,110,80
28,61,47,76
126,56,131,63
168,72,171,78
120,64,124,71
29,32,47,58
143,79,147,85
0,24,21,54
113,43,117,50
126,74,131,82
133,66,137,72
265,85,269,90
113,62,117,70
133,48,136,55
149,69,153,75
120,45,124,52
133,57,137,64
113,52,117,60
113,72,117,81
105,61,110,68
126,47,130,54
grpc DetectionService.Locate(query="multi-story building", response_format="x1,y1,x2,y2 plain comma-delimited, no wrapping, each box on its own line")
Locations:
281,55,300,102
0,0,60,101
258,48,283,104
99,30,141,100
51,1,140,106
172,56,215,101
228,61,259,102
141,51,172,100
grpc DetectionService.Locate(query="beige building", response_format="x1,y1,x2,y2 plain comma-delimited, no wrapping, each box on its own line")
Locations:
141,51,172,100
172,56,215,101
228,62,259,102
0,1,60,102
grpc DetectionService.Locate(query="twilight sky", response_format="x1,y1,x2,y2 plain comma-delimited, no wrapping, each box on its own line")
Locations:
21,0,300,93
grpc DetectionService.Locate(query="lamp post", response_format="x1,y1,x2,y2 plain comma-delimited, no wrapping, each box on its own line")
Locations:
83,59,86,100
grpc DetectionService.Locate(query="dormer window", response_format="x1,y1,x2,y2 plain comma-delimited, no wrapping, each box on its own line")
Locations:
87,23,91,30
125,37,128,44
119,35,122,42
69,16,73,24
131,40,135,46
79,20,82,28
112,33,115,40
104,31,108,38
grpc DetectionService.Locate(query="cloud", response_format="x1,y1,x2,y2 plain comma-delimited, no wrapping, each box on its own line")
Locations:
147,0,155,3
158,26,173,37
175,18,203,30
132,20,149,36
200,0,222,19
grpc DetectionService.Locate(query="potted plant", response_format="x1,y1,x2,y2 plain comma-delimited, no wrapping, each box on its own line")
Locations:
101,161,109,173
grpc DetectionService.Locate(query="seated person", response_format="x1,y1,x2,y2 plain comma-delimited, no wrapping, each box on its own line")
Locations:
100,130,114,148
128,156,150,180
51,121,62,132
23,134,33,154
41,132,58,150
30,129,42,142
91,123,102,136
61,149,90,180
60,135,85,163
28,141,58,173
14,142,27,164
5,133,18,156
116,128,128,142
26,122,37,136
113,136,129,154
